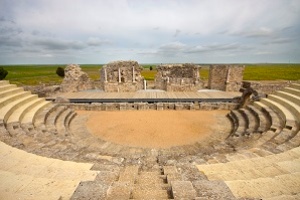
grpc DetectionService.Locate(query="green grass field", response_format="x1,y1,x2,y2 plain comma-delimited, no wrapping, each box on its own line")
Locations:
1,64,299,85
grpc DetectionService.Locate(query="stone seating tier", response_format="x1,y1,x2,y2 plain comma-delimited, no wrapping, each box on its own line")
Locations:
0,80,300,199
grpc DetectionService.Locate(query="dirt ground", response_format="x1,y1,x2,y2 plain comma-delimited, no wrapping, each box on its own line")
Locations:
77,110,230,148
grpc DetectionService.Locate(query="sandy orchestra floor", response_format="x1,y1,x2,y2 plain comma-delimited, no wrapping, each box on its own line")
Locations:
77,110,230,148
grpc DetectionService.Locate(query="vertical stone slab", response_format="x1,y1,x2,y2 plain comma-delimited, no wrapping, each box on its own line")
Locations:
208,65,244,92
208,65,228,91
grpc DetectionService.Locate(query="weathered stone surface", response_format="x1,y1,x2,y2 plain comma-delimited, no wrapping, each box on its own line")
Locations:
171,181,197,199
193,180,236,199
24,85,61,97
155,63,202,91
208,65,244,92
61,64,93,92
70,181,108,200
54,96,70,103
100,60,144,92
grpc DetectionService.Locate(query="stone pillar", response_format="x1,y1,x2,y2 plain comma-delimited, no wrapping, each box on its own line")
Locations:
226,67,231,84
144,80,147,90
118,68,121,83
132,66,135,82
104,68,107,82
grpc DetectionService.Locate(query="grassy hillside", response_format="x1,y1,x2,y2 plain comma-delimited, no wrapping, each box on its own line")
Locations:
1,64,299,85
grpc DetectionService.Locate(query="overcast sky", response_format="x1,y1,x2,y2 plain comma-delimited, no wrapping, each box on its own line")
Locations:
0,0,299,64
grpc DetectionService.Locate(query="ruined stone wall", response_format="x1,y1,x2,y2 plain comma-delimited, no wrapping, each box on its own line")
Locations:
154,64,202,91
60,64,93,92
245,81,292,94
208,65,245,92
100,60,144,92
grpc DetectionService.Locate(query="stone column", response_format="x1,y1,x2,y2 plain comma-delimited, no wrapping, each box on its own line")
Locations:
225,67,231,91
104,68,107,82
132,66,135,82
118,68,121,83
144,80,147,90
226,67,231,84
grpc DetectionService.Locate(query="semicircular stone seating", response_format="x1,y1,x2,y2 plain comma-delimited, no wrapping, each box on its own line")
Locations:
0,79,300,199
197,83,300,199
0,80,99,200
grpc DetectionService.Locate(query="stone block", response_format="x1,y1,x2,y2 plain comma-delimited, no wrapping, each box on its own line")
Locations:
106,182,132,200
171,181,196,199
156,103,164,110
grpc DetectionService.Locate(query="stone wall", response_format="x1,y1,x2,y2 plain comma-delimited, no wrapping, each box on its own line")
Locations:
100,60,144,92
245,81,293,94
66,102,238,111
60,64,93,92
208,65,244,92
154,63,202,91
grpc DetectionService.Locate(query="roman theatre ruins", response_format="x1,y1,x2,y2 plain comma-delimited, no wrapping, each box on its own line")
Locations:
0,61,299,199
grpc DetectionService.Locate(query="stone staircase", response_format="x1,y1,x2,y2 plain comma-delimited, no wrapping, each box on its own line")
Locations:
1,80,300,199
199,83,300,199
197,147,300,199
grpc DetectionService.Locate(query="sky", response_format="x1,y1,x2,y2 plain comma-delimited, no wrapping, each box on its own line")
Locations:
0,0,299,64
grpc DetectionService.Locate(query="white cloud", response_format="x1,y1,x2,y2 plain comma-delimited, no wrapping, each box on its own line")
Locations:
0,0,299,64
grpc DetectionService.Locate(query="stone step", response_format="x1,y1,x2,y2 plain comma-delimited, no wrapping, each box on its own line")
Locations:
106,182,132,200
33,104,58,128
135,171,164,184
0,94,38,123
240,108,258,134
193,179,236,199
268,94,300,128
269,128,296,145
131,189,170,199
197,148,300,180
0,83,16,92
21,101,52,124
227,112,238,136
276,132,300,152
284,87,300,96
225,172,300,199
64,111,77,130
0,90,31,107
250,147,274,157
290,83,300,90
254,130,277,147
6,98,45,124
171,181,197,199
70,181,108,200
254,101,284,132
276,91,300,105
230,110,247,136
118,166,139,184
247,105,271,132
0,87,23,98
264,194,300,200
0,140,98,200
45,106,68,131
261,97,297,130
0,80,9,85
55,109,74,136
227,112,238,134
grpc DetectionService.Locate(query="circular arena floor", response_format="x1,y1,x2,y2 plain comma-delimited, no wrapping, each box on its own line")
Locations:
77,110,230,148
